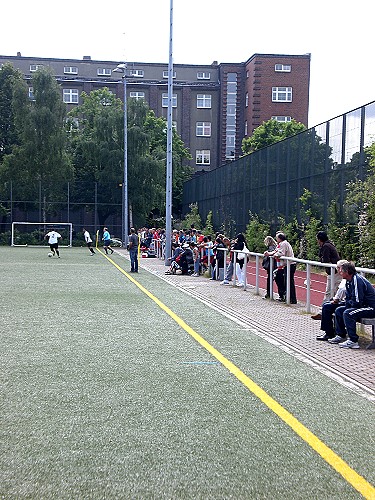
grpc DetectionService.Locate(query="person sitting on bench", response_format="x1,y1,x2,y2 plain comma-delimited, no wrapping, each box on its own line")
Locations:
328,261,375,349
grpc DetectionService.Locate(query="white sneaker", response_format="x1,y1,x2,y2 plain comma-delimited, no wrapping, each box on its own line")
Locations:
328,335,346,344
220,280,230,285
339,340,360,349
236,282,244,287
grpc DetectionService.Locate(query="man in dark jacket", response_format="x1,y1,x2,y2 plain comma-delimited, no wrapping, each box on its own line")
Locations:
328,262,375,349
311,231,341,319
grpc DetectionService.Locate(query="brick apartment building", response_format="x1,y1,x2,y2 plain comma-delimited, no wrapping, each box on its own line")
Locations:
0,52,310,172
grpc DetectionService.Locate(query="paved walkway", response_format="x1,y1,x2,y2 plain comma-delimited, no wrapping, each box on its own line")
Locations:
116,250,375,398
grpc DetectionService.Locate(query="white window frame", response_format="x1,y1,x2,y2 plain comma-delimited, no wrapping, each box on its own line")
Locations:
97,68,111,76
29,64,43,72
197,94,211,108
162,93,177,107
197,71,210,80
272,87,292,102
129,91,145,100
28,87,35,100
275,64,291,72
271,115,292,122
129,69,144,77
163,70,176,78
196,150,210,165
196,122,211,137
63,89,79,104
245,92,249,107
64,66,78,75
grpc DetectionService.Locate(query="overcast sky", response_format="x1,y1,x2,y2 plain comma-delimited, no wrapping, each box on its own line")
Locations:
1,0,373,128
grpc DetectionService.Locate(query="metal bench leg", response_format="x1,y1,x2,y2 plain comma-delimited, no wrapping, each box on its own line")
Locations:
366,325,375,350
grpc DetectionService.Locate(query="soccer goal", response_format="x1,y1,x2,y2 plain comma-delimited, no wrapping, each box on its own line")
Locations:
11,222,73,247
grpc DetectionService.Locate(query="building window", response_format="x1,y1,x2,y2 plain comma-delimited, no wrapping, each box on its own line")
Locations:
225,73,237,160
275,64,291,72
272,87,292,102
163,70,176,78
130,91,145,100
63,89,79,104
28,87,35,100
97,68,111,76
162,93,177,107
129,69,144,77
196,150,210,165
244,120,248,136
272,115,292,122
197,94,211,108
196,122,211,137
197,71,210,80
64,66,78,74
29,64,43,72
245,92,249,107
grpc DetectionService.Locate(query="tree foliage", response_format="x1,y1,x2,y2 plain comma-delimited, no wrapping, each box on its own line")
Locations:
68,91,192,227
0,63,23,164
242,119,306,155
0,67,72,212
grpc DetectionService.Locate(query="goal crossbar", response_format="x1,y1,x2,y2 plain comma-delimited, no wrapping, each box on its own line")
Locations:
11,222,73,247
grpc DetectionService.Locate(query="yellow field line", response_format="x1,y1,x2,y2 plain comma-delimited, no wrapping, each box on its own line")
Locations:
103,251,375,499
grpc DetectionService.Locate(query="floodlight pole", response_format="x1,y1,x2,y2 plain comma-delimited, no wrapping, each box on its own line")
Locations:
113,63,128,247
165,0,173,265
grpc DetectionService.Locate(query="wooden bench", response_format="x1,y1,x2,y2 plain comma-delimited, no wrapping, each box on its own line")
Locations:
360,318,375,349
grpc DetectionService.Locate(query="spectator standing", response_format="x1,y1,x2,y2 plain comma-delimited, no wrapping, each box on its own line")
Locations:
234,233,247,287
128,227,139,273
311,231,341,319
190,242,201,277
265,232,296,303
211,236,226,280
220,237,235,285
262,236,277,299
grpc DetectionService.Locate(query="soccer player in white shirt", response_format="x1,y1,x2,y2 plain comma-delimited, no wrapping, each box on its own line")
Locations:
45,230,62,257
83,228,95,255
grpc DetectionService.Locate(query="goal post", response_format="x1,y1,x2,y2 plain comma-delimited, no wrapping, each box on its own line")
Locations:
11,222,73,247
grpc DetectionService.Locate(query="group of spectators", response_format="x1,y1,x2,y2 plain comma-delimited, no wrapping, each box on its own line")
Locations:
129,225,375,350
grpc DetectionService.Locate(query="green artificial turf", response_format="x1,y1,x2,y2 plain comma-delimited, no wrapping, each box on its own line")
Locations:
0,247,374,499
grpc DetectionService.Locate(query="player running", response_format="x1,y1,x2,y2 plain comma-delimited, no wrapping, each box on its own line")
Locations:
45,229,62,258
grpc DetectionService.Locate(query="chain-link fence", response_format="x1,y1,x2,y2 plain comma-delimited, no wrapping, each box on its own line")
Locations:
0,180,123,245
183,101,375,234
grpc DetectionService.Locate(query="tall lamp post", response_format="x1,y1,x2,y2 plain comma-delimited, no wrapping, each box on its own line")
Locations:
113,63,128,247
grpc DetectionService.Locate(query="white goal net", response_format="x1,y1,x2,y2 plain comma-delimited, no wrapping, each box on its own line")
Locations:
11,222,73,247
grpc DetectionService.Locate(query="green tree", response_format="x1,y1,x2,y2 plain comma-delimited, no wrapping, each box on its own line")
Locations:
0,63,23,164
242,119,306,155
68,92,192,227
181,203,202,230
245,212,271,252
1,67,72,217
202,210,214,236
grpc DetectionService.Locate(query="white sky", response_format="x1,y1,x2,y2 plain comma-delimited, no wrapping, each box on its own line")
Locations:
1,0,373,128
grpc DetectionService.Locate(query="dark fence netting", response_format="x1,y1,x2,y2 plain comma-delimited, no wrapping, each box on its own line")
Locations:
183,101,375,234
0,180,123,245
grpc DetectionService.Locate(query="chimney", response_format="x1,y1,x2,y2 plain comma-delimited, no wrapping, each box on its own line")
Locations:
83,56,91,60
17,52,22,57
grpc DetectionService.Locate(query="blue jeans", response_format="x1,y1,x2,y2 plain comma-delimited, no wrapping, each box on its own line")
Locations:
129,248,138,272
